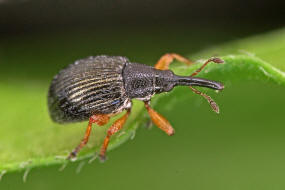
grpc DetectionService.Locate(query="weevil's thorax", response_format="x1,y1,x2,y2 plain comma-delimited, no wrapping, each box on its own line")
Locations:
123,62,175,101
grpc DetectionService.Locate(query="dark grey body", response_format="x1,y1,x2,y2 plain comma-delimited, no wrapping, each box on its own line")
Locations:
48,55,223,123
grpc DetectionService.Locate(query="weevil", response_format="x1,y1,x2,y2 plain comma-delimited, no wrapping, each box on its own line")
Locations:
48,53,224,160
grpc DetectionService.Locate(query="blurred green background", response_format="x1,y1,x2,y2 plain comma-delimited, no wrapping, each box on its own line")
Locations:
1,0,285,189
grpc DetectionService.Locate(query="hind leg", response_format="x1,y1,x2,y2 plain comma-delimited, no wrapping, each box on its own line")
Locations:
67,114,110,160
99,109,131,161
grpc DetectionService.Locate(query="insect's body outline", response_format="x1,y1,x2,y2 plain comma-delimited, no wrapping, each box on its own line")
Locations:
48,53,224,160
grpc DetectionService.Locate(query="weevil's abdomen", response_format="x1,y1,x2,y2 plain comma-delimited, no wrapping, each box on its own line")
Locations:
48,56,131,123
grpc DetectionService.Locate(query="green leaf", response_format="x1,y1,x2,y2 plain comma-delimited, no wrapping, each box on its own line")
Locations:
1,29,285,173
192,28,285,71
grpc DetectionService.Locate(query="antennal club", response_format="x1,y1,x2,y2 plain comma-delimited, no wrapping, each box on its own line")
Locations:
190,86,220,113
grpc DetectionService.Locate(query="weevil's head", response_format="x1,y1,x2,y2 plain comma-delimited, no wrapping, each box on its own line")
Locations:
123,57,224,113
123,62,224,102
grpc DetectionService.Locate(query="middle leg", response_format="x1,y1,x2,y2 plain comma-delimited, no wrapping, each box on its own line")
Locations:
144,101,174,136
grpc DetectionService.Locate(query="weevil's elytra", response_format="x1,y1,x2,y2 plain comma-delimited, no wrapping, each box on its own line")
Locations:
47,53,224,161
48,56,131,123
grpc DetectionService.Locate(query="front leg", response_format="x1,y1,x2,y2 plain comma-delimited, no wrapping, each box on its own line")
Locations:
155,53,194,70
144,101,174,136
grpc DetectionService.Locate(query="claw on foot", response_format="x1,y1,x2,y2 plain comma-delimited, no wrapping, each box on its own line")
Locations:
210,57,224,64
67,151,77,161
99,154,107,162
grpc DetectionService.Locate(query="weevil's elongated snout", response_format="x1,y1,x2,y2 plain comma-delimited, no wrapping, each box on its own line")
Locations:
173,75,224,90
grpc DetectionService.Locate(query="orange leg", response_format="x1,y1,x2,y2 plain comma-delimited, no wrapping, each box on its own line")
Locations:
99,109,131,161
155,53,194,70
144,102,174,136
67,114,110,160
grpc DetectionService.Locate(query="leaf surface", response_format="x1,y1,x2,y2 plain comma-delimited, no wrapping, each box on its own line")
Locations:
1,29,285,173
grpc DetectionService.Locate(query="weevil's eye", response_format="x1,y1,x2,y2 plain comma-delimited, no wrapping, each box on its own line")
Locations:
155,77,174,93
163,83,174,92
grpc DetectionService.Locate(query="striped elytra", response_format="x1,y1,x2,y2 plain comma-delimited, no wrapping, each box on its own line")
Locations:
48,56,131,123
